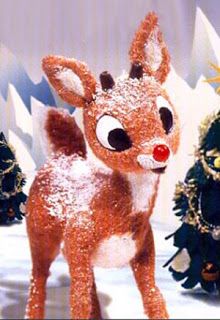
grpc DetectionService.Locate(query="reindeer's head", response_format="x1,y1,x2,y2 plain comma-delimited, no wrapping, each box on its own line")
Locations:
43,12,180,173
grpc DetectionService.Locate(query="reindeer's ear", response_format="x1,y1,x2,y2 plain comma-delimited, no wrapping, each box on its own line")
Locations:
42,55,96,108
129,12,170,84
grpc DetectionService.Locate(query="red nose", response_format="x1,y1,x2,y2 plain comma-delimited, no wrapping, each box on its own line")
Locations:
153,144,170,162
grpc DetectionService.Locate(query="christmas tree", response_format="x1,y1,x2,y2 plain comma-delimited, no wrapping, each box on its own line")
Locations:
165,111,220,293
0,132,27,224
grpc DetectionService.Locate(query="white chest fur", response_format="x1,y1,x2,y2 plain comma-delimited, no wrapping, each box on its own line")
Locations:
127,172,159,213
92,233,137,268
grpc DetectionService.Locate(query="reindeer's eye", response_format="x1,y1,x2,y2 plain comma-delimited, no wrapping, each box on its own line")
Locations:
96,115,132,151
156,96,173,134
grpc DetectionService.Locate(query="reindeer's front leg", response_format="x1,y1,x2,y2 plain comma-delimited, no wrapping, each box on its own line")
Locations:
69,264,100,320
131,226,168,319
64,220,101,320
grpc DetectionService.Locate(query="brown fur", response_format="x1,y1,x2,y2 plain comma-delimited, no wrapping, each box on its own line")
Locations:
42,56,96,107
129,12,170,84
25,12,179,319
45,108,86,157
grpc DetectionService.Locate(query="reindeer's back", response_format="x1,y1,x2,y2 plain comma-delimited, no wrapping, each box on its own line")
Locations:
26,154,112,229
26,153,136,239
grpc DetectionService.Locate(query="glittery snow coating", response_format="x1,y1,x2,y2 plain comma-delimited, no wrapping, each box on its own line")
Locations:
94,73,160,116
30,154,110,224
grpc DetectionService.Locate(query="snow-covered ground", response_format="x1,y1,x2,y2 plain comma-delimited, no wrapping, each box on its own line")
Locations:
1,174,220,320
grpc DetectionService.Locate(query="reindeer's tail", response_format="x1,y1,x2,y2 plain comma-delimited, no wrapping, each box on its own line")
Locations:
45,108,86,158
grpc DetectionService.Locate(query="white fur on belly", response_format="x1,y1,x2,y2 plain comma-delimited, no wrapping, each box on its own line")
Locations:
92,234,137,268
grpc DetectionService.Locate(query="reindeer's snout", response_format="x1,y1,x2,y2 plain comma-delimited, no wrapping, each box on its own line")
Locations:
153,144,170,163
137,142,171,171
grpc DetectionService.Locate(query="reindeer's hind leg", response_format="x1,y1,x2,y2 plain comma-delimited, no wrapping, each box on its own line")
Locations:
25,212,63,319
131,226,168,319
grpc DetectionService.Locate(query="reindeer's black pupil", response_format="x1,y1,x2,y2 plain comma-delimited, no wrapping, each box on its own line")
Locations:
108,128,132,151
159,107,173,134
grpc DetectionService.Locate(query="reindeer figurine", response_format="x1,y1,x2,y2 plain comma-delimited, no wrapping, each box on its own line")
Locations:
25,12,180,319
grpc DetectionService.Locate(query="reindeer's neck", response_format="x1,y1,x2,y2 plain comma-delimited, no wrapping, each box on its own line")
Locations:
125,171,160,213
88,153,160,214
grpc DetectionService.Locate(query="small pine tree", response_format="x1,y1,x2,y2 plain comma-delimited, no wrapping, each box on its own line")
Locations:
165,111,220,293
0,132,27,224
